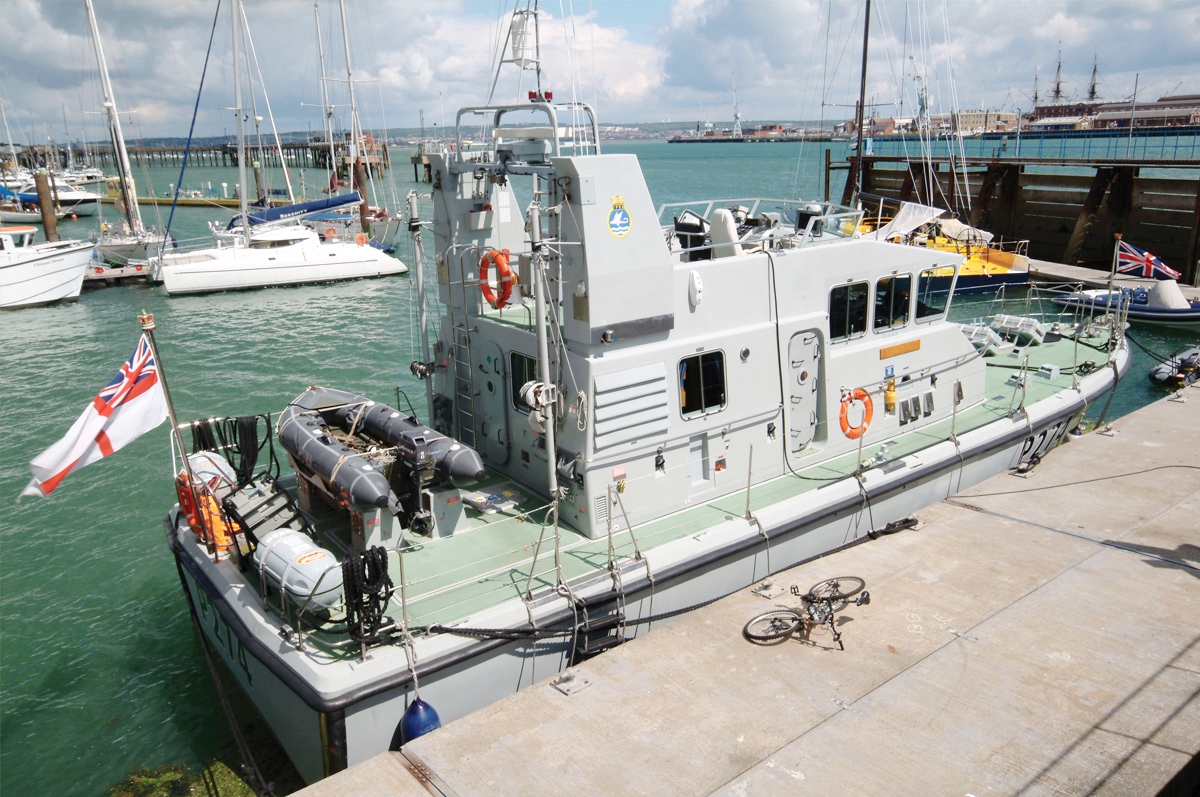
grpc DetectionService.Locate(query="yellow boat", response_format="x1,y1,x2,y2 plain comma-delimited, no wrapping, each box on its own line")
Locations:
859,195,1029,293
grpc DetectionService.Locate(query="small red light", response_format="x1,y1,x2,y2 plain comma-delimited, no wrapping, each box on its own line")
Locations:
528,91,536,101
544,91,552,101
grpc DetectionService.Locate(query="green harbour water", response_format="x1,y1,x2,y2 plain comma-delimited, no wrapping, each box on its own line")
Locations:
1,141,1194,794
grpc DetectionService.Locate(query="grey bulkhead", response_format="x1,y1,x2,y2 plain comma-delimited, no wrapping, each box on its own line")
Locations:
427,149,977,542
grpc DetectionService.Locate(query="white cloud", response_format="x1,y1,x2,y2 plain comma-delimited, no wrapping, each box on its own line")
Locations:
1,0,1197,141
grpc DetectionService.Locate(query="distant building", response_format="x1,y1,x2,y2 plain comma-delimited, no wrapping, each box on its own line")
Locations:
1089,95,1200,129
1028,94,1200,131
937,110,1019,134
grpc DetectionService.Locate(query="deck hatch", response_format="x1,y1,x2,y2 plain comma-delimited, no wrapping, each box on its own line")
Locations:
593,362,670,450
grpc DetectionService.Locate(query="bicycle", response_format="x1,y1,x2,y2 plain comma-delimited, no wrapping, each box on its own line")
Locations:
743,576,869,650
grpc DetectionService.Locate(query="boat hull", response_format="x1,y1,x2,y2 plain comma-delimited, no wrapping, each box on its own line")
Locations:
0,208,65,224
1052,293,1200,330
0,240,94,308
927,269,1029,295
158,242,407,295
166,345,1128,784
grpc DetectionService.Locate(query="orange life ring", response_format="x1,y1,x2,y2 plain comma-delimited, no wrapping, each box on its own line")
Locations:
355,232,368,246
839,388,873,439
479,249,517,309
325,227,338,241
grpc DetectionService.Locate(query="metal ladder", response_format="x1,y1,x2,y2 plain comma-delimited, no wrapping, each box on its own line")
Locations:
445,247,477,448
569,591,627,664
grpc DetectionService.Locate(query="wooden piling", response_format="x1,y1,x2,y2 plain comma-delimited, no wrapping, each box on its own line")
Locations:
33,172,60,242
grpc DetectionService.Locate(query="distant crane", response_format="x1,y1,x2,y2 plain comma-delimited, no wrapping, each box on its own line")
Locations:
731,73,742,137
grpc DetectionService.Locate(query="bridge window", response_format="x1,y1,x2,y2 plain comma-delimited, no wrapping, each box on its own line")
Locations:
874,275,911,330
916,268,951,320
679,351,726,418
829,282,869,341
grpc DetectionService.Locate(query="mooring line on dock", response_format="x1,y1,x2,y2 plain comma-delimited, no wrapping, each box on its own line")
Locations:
954,463,1200,499
944,498,1200,574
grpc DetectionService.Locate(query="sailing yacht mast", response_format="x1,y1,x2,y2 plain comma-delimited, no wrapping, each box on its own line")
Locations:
231,0,251,246
61,105,75,172
1,100,19,170
338,0,371,229
85,0,141,233
313,3,339,188
851,0,871,198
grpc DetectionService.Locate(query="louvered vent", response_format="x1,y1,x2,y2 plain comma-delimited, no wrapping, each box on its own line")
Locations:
593,362,670,450
594,494,609,523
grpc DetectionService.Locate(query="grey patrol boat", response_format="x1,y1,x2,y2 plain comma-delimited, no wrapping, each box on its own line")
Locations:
163,3,1130,784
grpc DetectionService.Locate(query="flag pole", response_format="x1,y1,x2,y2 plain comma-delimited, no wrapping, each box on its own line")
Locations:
138,311,217,558
1107,232,1122,298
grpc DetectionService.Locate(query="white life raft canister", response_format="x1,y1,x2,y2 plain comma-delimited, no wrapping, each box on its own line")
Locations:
252,528,344,610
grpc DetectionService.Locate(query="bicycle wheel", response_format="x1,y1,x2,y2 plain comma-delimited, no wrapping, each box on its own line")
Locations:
743,610,803,643
807,576,865,602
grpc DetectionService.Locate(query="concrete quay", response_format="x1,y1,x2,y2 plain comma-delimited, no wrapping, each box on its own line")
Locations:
298,385,1200,796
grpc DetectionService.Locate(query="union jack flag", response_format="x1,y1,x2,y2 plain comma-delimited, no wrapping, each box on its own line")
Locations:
23,333,168,497
1117,240,1182,280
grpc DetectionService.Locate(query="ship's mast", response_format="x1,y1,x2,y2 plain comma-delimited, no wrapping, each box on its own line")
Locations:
1087,54,1100,102
487,1,542,105
85,0,141,232
1051,43,1064,104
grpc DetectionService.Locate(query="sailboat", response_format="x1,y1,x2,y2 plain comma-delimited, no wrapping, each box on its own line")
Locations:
297,0,402,250
83,0,168,264
158,2,1129,783
0,106,66,224
152,0,404,296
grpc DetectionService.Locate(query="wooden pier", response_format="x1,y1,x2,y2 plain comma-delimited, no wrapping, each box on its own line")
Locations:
15,140,393,175
835,153,1200,284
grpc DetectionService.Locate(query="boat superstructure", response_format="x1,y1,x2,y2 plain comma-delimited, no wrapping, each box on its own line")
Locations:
162,6,1130,785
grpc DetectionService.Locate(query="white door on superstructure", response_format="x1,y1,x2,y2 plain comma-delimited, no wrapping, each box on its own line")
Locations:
787,330,822,453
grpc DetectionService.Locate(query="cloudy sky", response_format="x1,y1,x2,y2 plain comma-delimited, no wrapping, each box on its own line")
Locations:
2,0,1198,142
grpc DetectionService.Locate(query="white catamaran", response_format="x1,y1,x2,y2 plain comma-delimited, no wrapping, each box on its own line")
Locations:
151,0,404,295
161,5,1130,784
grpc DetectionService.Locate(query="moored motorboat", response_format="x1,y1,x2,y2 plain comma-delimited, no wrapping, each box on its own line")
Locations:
160,5,1131,786
1148,344,1200,387
1051,280,1200,330
0,225,95,309
9,182,100,217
